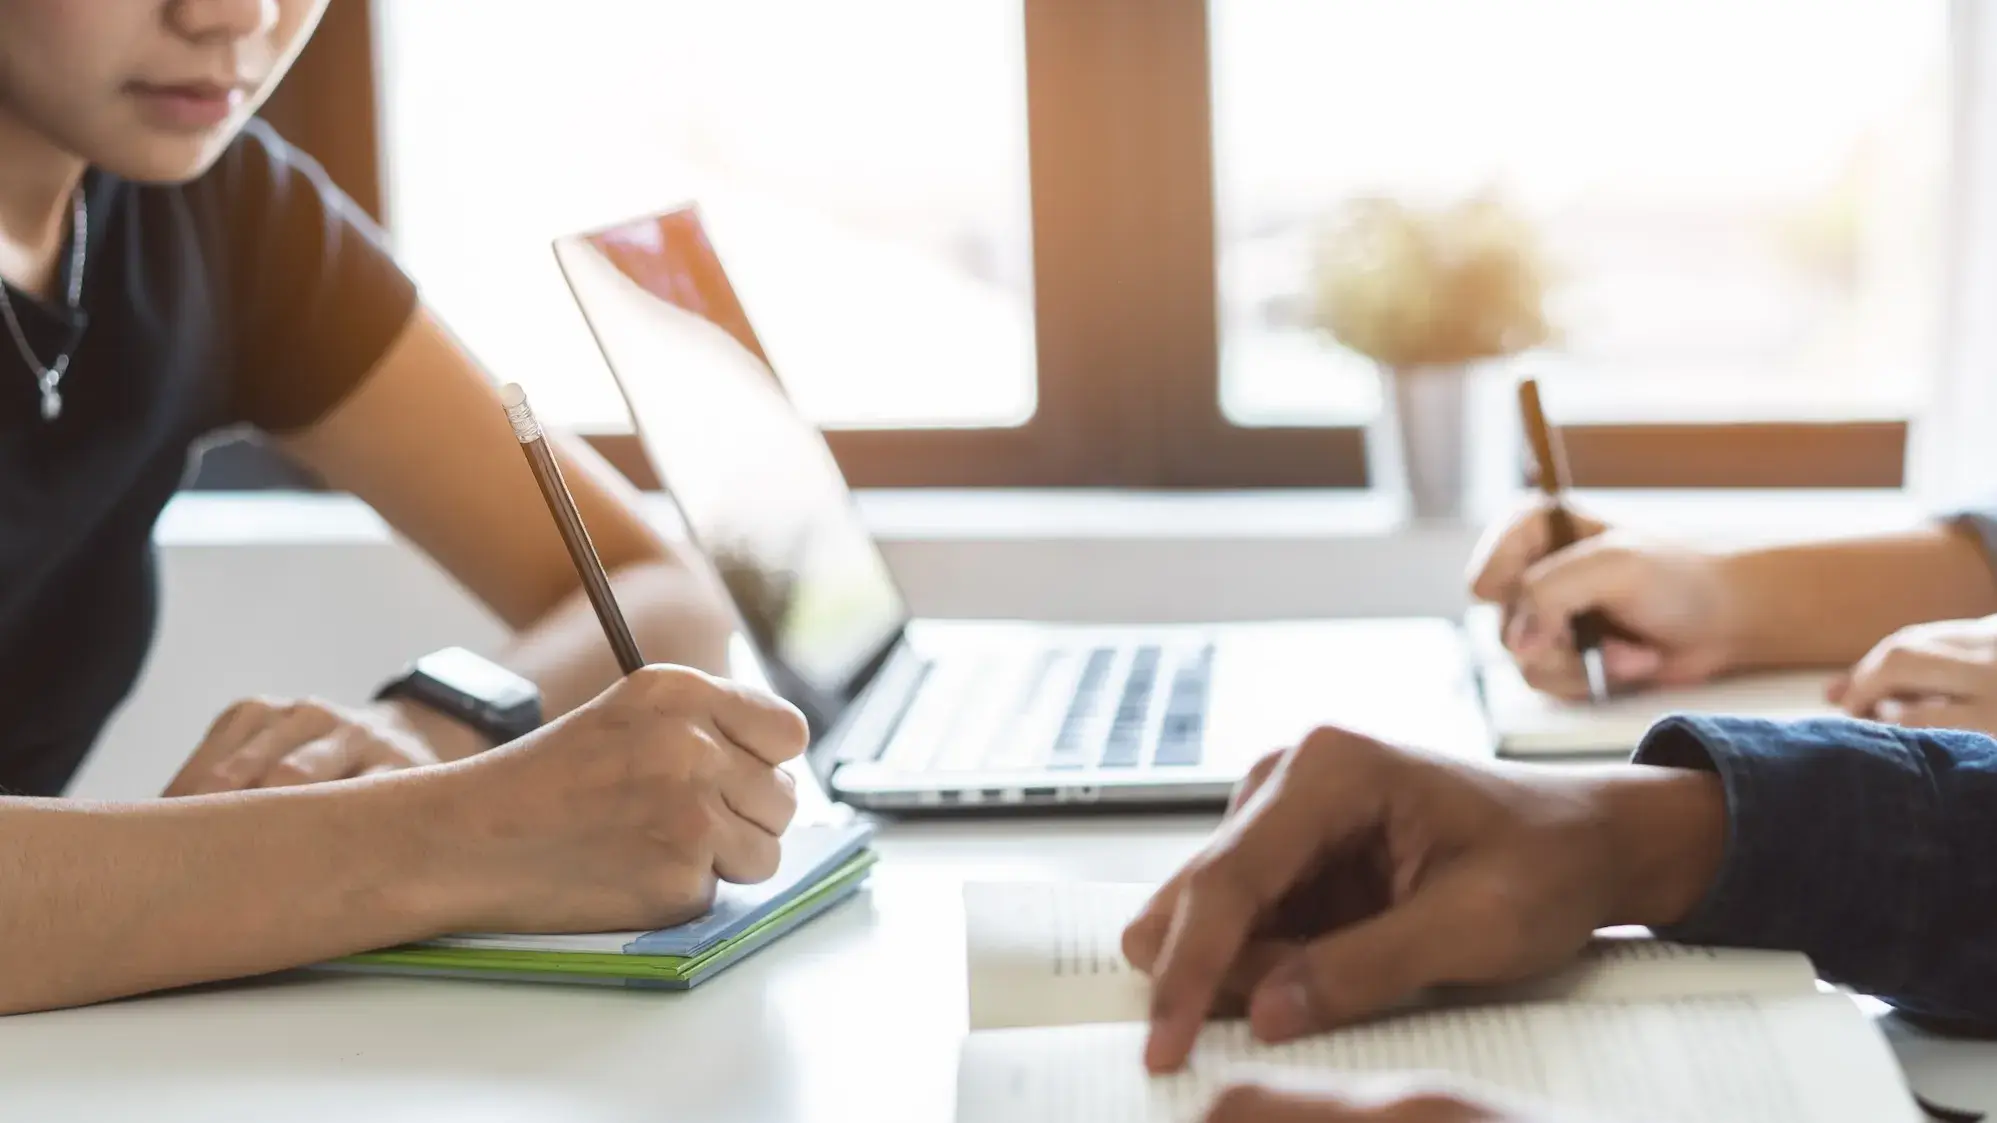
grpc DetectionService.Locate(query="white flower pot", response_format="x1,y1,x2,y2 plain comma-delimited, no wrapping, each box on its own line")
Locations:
1383,363,1473,522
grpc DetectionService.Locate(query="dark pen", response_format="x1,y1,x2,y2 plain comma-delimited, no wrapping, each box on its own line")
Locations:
501,383,647,675
1516,377,1612,704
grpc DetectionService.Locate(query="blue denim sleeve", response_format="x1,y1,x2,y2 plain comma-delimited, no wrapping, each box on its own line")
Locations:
1633,715,1997,1025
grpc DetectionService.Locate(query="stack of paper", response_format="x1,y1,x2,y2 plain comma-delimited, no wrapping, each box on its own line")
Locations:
332,821,876,990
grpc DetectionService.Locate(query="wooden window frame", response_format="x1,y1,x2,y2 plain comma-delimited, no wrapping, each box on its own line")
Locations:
214,0,1910,493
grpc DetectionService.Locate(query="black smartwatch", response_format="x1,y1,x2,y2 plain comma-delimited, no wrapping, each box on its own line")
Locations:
373,647,543,746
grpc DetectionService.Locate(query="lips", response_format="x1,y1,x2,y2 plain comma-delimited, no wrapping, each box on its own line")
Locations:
126,79,250,131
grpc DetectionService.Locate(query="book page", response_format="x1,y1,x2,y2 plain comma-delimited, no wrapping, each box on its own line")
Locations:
966,882,1155,1031
956,992,1920,1123
1467,930,1818,1006
965,881,1816,1032
427,931,644,954
1465,606,1841,756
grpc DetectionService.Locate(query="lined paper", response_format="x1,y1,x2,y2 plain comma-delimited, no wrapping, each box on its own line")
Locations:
966,882,1154,1030
957,993,1920,1123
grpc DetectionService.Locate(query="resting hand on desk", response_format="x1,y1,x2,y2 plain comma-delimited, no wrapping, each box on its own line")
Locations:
1830,615,1997,735
1468,502,1739,700
163,695,480,795
1120,726,1726,1074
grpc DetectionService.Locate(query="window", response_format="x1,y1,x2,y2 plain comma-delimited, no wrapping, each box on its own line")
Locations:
300,0,1374,488
379,0,1077,488
1211,0,1948,486
381,1,1035,435
211,0,1956,491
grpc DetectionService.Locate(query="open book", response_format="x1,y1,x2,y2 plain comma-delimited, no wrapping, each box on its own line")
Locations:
1465,605,1842,757
958,882,1921,1123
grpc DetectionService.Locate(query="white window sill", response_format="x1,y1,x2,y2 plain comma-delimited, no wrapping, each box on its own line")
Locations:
155,487,1931,550
856,488,1930,544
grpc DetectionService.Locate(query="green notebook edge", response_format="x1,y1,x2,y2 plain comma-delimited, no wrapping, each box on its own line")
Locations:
332,850,878,984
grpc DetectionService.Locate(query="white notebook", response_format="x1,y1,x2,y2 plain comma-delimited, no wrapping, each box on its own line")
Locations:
1465,605,1843,757
957,882,1921,1123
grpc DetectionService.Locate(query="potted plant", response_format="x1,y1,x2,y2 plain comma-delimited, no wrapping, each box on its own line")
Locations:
1310,193,1553,520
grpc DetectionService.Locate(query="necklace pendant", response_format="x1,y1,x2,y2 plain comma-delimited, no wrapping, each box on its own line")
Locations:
39,386,60,421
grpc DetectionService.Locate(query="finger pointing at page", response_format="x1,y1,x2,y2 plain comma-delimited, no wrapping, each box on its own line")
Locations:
1137,726,1726,1073
1143,738,1396,1071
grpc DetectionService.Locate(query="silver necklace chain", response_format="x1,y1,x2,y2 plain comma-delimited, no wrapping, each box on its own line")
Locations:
0,190,88,422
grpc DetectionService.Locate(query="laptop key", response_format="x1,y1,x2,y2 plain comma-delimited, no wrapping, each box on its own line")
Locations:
1100,645,1162,768
1049,646,1117,770
1153,644,1213,766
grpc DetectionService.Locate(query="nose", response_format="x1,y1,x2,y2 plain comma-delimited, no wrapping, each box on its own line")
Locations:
167,0,277,44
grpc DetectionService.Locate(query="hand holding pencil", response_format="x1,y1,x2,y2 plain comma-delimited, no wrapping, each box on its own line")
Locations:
473,383,810,901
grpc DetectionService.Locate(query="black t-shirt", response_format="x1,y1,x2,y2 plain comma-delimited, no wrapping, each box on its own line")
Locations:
0,120,417,796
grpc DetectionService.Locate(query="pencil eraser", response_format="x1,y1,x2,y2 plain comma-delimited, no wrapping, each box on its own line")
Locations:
499,383,540,443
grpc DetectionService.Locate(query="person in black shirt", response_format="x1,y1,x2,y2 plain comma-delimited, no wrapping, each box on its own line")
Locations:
0,1,808,1012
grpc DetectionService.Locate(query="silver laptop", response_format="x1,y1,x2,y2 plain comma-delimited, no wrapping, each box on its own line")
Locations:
553,205,1493,811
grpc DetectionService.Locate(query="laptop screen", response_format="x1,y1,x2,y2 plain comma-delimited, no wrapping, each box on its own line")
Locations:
554,207,909,722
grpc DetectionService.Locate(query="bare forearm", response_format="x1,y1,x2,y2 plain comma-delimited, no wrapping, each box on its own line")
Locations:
501,559,735,719
483,436,736,703
0,778,455,1014
1719,524,1997,670
487,438,737,707
390,560,736,765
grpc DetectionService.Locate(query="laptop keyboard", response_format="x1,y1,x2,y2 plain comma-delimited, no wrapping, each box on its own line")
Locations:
1048,647,1120,770
873,638,1214,775
1098,645,1162,768
1028,641,1209,772
1153,644,1213,766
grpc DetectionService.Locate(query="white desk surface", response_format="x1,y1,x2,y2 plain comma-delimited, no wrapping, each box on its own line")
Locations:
1,810,1992,1123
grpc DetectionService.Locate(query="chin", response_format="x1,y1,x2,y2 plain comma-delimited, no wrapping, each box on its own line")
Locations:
92,128,239,185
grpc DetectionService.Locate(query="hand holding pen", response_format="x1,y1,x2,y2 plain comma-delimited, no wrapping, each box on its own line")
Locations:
1466,379,1739,702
